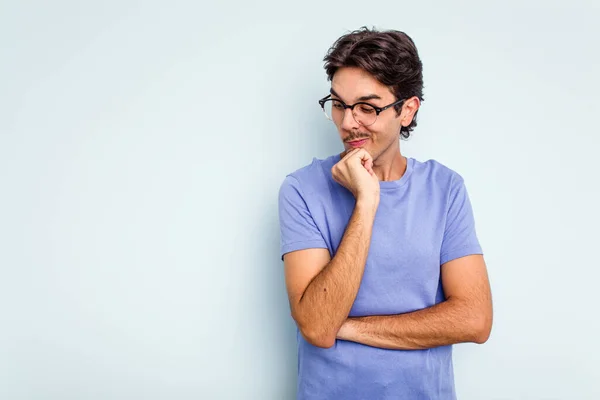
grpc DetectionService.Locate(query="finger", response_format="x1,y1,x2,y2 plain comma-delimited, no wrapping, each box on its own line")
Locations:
358,148,373,161
364,159,376,176
341,148,360,161
350,148,373,165
363,158,373,173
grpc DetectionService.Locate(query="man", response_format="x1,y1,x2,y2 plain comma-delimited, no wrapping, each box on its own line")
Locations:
278,27,492,400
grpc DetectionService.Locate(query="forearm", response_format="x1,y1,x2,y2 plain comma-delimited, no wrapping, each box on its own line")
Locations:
296,200,377,347
336,297,491,350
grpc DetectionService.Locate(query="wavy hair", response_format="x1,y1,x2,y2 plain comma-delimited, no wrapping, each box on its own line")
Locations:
323,27,425,139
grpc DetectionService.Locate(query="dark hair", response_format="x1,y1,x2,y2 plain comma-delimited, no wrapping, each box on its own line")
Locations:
323,26,424,139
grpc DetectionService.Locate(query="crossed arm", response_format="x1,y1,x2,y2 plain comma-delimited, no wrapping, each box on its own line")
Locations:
334,254,492,350
286,250,492,350
283,201,493,350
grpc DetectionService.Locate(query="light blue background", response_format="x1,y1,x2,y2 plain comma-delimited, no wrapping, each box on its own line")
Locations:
1,1,599,399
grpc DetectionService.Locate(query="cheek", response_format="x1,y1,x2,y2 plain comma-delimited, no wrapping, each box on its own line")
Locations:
379,118,402,138
368,124,394,143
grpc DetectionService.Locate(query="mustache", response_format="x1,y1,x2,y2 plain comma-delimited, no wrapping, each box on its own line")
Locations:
345,130,370,142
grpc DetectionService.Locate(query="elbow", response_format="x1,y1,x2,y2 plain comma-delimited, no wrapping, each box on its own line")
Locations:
293,313,336,348
472,329,490,344
470,313,493,344
451,297,493,344
301,329,336,348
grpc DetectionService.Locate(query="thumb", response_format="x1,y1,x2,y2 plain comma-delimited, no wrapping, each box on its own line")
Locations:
363,158,374,176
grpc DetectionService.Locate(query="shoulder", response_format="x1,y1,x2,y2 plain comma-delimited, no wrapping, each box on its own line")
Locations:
410,157,465,191
279,154,338,196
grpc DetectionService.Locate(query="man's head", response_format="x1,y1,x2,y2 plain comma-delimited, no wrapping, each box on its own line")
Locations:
322,27,424,159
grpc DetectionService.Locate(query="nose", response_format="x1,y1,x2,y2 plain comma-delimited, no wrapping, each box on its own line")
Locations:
340,107,360,131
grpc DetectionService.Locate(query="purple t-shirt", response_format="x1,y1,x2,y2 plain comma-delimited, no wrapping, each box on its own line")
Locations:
278,153,483,400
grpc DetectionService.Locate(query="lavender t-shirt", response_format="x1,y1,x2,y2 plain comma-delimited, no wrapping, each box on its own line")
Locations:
278,153,483,400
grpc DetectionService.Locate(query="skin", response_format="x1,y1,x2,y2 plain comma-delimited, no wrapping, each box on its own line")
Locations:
283,66,493,349
331,66,420,182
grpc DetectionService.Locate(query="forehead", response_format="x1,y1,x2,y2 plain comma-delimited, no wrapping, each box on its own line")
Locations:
331,67,393,102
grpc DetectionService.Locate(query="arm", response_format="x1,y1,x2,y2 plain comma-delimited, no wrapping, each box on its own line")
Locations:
336,254,493,350
284,199,377,349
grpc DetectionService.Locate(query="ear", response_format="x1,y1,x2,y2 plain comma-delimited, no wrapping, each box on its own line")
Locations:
401,96,421,126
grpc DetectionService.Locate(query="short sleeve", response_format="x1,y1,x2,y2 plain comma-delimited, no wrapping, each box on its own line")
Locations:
440,176,483,265
278,175,328,260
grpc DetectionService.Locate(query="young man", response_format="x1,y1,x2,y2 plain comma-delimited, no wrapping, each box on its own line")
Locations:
278,27,493,400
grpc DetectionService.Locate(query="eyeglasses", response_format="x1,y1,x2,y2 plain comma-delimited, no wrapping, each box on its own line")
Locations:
318,94,406,126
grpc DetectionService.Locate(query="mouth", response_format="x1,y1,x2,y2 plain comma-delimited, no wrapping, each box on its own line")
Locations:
347,138,369,148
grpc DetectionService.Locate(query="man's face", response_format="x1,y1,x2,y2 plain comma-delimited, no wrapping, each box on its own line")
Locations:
330,67,412,161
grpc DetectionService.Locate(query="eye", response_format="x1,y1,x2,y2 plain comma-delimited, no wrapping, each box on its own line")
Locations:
359,105,375,114
332,100,344,110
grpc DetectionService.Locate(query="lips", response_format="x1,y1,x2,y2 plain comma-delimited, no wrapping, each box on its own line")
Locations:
348,138,369,148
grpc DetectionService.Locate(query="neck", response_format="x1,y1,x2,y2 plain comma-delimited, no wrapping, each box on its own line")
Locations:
373,147,407,182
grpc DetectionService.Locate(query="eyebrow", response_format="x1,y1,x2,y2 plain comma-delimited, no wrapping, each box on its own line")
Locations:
330,88,382,102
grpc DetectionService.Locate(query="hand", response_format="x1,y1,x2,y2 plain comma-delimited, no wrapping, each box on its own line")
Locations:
336,318,356,341
332,148,380,206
